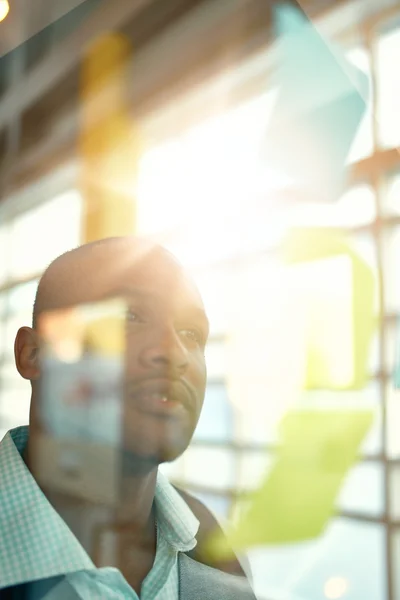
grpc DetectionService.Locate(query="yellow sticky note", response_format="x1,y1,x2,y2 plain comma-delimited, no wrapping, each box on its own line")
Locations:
282,229,376,389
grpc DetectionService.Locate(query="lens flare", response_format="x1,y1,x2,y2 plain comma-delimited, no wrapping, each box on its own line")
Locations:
0,0,9,22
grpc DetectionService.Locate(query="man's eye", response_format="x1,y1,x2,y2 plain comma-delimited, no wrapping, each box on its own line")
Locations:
126,309,142,323
180,329,203,345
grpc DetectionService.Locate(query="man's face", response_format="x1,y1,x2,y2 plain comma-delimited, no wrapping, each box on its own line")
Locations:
120,255,208,464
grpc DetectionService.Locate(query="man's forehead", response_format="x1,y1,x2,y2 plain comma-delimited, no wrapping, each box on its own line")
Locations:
35,238,204,316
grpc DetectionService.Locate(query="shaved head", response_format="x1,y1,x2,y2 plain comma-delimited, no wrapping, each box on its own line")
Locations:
32,236,198,328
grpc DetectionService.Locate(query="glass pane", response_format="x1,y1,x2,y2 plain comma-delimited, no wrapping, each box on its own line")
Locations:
345,47,373,163
288,184,376,228
182,446,236,490
9,190,81,279
393,528,400,600
159,454,186,482
189,491,231,521
205,340,226,379
301,385,382,457
0,359,27,390
377,22,400,149
0,291,6,315
382,172,400,216
235,407,279,447
193,267,235,336
386,384,400,458
193,384,234,443
0,226,9,285
351,232,380,317
137,91,277,240
8,280,38,315
387,320,398,375
0,386,30,425
248,519,386,600
389,465,400,520
236,450,272,491
337,462,384,517
383,225,400,313
369,330,380,375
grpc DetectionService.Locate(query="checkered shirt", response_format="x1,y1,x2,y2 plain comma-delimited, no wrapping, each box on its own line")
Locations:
0,426,199,599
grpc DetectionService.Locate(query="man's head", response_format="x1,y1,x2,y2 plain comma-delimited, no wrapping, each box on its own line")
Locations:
15,236,209,465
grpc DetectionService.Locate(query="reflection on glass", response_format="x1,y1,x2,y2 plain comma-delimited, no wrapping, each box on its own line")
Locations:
8,280,39,315
190,491,231,521
383,172,400,216
389,466,400,521
337,462,384,517
247,519,385,600
182,446,236,491
392,528,400,600
236,450,272,492
287,184,376,228
193,384,233,443
386,384,400,458
9,190,82,279
204,341,227,380
0,387,30,425
345,47,373,163
0,226,9,285
377,24,400,149
383,226,400,313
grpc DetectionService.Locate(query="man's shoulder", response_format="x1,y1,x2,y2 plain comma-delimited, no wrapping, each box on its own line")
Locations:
173,485,251,580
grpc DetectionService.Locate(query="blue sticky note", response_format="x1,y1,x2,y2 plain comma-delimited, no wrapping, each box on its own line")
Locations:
263,4,369,203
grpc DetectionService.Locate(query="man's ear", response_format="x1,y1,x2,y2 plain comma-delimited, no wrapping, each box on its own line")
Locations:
14,327,41,381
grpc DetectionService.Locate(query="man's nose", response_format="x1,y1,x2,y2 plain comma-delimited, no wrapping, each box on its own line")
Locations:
139,326,189,373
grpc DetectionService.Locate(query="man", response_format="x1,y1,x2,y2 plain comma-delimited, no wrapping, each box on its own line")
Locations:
0,237,256,599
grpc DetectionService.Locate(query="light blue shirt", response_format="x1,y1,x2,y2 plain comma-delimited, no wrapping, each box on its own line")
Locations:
0,427,199,599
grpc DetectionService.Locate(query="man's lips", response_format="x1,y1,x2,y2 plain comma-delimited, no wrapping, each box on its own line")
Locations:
126,377,193,416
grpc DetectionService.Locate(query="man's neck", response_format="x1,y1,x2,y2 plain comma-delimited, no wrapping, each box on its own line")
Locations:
23,431,159,565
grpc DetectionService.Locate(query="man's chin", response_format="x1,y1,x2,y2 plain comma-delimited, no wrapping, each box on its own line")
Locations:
121,434,190,470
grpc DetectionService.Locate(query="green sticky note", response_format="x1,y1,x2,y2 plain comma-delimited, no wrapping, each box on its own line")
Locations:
207,409,373,557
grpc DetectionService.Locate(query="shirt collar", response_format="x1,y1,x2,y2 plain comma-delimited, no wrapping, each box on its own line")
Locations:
0,426,198,590
155,470,199,552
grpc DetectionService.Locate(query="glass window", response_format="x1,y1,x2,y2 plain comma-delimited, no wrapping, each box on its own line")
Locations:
236,450,273,491
301,385,382,457
389,465,400,521
337,462,384,517
192,267,235,336
8,280,38,315
189,491,231,521
382,172,400,216
386,384,400,458
158,453,186,483
392,528,400,600
182,446,236,490
0,226,9,285
247,519,386,600
0,386,30,426
382,225,400,313
193,384,234,443
9,191,81,279
376,22,400,149
5,281,39,359
204,340,226,380
235,406,280,447
387,320,398,375
287,184,376,228
345,47,374,163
